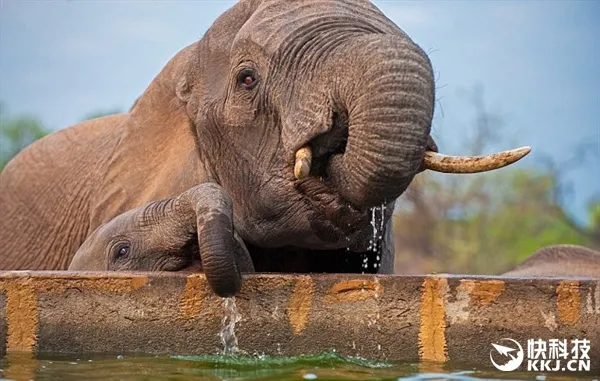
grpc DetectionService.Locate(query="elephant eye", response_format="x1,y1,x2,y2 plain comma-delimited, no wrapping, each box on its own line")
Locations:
113,243,130,261
237,68,258,89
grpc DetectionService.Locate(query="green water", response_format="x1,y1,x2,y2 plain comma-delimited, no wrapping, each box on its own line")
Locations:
0,351,593,381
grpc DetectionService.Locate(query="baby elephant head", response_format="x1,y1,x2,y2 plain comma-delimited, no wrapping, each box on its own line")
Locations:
69,183,254,297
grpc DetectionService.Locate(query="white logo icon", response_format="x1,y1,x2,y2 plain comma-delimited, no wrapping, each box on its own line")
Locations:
490,338,524,371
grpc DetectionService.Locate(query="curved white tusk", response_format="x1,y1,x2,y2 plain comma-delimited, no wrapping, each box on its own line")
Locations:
422,146,532,173
294,146,312,180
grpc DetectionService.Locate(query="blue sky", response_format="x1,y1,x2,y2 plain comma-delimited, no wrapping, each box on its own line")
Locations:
1,0,598,223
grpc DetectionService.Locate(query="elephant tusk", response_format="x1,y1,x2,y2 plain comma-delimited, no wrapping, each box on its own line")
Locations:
294,146,312,180
422,146,532,173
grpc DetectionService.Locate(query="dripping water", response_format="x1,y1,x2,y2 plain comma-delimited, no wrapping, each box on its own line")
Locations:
363,203,386,273
219,297,241,355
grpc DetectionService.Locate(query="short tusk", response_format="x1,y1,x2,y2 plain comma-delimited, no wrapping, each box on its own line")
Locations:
294,146,312,180
422,146,531,173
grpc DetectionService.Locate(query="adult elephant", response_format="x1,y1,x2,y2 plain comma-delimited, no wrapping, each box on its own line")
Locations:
0,0,526,283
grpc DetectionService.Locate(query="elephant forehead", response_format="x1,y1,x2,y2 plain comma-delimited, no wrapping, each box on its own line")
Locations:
234,0,399,56
96,208,140,236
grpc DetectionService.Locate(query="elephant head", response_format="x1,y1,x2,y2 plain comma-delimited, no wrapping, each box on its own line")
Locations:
173,0,422,249
69,184,255,297
128,0,529,272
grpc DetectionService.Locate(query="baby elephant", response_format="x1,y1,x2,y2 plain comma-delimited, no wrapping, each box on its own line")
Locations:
503,244,600,278
69,183,255,297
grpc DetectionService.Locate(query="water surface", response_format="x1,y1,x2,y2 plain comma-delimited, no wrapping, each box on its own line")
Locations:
0,351,593,381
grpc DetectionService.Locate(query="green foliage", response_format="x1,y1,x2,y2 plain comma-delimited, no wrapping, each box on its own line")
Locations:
394,168,595,275
0,102,49,171
587,200,600,229
481,169,591,262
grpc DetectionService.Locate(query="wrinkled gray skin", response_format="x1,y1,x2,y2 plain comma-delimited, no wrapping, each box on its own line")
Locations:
1,0,436,289
503,245,600,278
69,184,255,297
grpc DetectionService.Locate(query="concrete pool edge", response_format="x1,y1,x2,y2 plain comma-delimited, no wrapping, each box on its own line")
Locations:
0,272,598,371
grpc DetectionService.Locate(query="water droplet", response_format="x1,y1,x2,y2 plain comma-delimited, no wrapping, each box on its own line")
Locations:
364,204,387,272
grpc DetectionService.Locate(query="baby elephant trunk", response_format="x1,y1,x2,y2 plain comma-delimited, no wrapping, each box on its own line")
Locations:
327,34,435,208
180,183,253,297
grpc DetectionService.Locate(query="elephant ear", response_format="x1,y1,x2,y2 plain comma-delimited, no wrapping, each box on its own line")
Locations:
177,0,262,110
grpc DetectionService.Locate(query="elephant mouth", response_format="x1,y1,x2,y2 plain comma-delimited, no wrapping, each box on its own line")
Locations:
177,259,204,273
289,113,377,249
160,236,205,273
155,256,203,273
295,175,372,249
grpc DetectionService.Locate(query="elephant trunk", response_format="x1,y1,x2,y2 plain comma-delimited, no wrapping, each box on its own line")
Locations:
327,35,435,208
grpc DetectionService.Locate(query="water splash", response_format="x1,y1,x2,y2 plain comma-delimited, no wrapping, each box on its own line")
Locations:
219,297,241,355
173,349,393,369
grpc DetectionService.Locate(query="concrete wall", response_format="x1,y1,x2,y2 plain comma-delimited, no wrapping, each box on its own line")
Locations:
0,272,598,371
